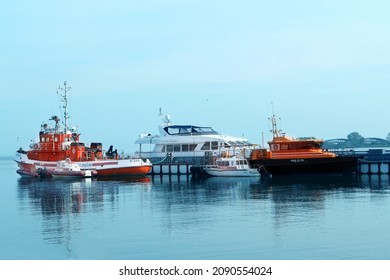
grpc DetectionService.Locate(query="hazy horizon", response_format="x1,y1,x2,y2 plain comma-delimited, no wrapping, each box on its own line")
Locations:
2,0,390,157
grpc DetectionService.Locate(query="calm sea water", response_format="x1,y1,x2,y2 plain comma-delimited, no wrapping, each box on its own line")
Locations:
1,156,390,260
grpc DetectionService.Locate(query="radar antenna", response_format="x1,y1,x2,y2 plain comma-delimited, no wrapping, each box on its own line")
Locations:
158,107,172,126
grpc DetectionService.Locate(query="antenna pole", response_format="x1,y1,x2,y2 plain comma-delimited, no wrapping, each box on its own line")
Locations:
58,81,71,132
269,102,281,138
270,115,279,138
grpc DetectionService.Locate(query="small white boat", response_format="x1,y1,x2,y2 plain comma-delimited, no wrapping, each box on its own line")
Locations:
203,156,260,177
46,159,97,178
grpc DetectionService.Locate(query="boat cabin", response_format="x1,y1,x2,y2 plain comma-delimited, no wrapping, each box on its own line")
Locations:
27,116,112,162
250,115,336,160
214,157,251,169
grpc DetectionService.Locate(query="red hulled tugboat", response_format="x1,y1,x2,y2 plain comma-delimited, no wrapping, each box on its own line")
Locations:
14,82,152,177
249,115,359,175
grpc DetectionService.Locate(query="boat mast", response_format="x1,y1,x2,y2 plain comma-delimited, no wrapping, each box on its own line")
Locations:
269,102,282,138
57,81,71,132
270,115,280,138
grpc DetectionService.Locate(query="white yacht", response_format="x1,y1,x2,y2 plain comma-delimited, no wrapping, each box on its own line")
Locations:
134,112,257,165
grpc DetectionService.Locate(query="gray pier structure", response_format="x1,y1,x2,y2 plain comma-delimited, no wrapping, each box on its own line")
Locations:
144,153,212,176
332,148,390,175
357,149,390,174
146,149,390,176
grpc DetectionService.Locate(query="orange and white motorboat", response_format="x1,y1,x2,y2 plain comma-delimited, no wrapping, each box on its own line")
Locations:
14,82,152,178
249,114,359,175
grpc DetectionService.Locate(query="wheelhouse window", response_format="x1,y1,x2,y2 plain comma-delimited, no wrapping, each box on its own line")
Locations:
194,127,216,134
165,127,181,135
164,125,219,135
164,144,182,152
201,142,210,150
211,141,219,150
287,143,297,150
280,144,289,150
182,144,196,151
296,142,318,149
217,161,229,167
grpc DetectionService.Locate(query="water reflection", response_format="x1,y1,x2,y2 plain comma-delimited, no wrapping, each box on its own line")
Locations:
17,174,375,217
16,173,379,231
18,177,152,214
17,176,152,258
190,173,363,201
149,175,265,208
15,173,390,259
262,174,361,206
359,174,390,189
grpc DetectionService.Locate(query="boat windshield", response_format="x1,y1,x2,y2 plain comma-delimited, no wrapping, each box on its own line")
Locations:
227,140,253,146
164,125,219,136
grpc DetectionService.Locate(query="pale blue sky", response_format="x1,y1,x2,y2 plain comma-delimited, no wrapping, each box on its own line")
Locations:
2,0,390,156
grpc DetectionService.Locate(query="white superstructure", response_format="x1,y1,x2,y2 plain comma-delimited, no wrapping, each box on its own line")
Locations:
134,112,257,165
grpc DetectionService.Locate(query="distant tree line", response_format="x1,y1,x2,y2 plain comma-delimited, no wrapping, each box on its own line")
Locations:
323,132,390,149
347,132,365,146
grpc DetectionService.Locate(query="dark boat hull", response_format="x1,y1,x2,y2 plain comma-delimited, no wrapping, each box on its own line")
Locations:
249,156,359,175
